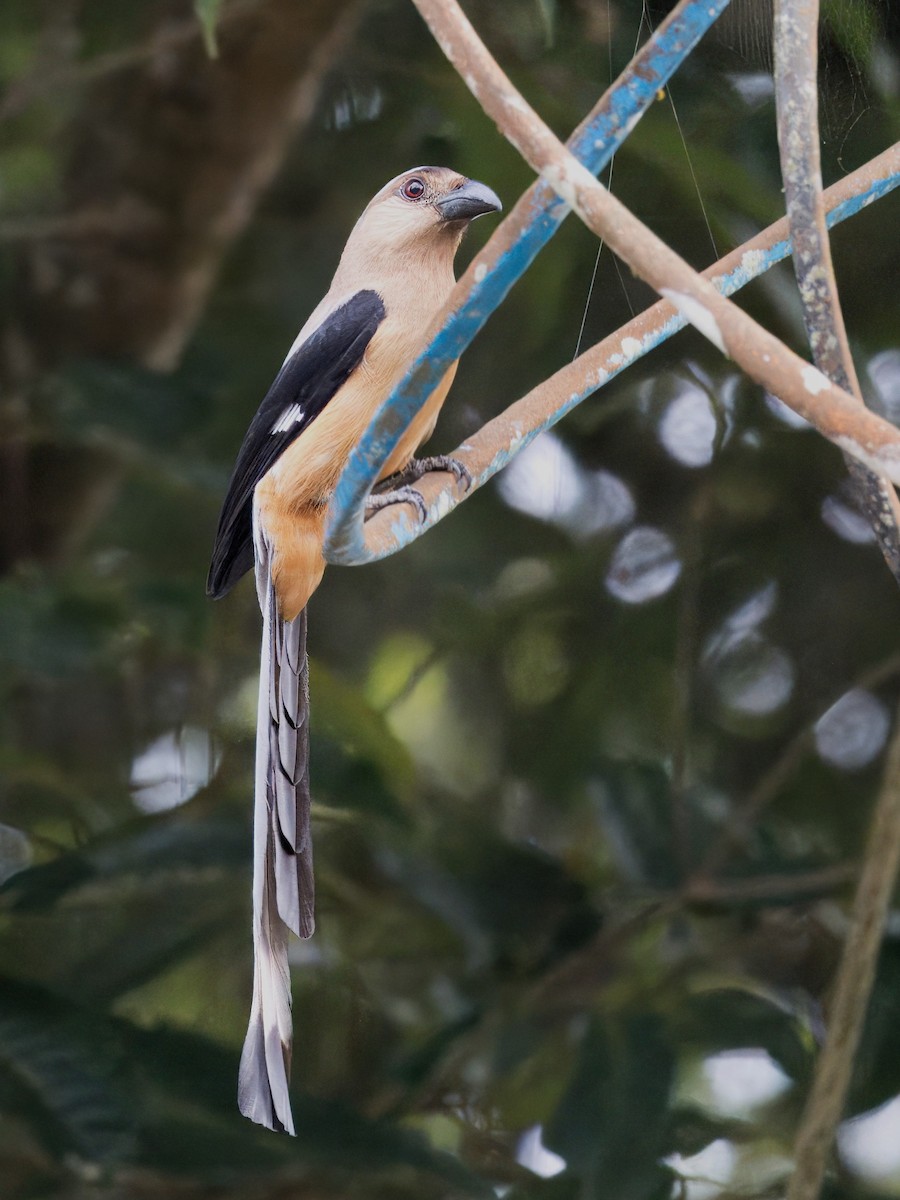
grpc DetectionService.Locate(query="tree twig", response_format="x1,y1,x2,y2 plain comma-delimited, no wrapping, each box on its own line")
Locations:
684,861,857,905
774,0,900,586
787,704,900,1200
670,487,711,872
0,0,260,123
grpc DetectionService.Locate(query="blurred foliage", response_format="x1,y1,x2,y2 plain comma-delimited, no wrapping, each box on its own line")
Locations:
0,0,899,1197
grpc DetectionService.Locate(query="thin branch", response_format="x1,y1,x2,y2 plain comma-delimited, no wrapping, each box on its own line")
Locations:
684,861,857,905
0,0,260,123
0,203,158,243
787,705,900,1200
353,145,900,564
774,0,900,586
670,487,712,872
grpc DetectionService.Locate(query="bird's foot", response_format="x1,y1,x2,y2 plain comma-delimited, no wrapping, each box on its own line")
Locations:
365,485,427,523
388,455,473,492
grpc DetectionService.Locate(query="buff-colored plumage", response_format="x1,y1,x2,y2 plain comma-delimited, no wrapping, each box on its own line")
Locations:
258,169,469,621
214,166,501,1133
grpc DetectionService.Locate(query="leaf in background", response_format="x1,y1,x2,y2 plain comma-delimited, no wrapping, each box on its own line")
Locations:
0,824,32,885
0,978,137,1164
590,760,680,888
535,0,557,49
126,1025,492,1193
44,359,212,452
311,659,417,806
0,814,247,1002
194,0,223,58
379,818,600,972
504,1178,581,1200
625,107,782,228
0,814,246,913
821,0,878,66
543,1014,675,1199
0,575,125,678
677,987,811,1086
847,938,900,1117
0,145,57,215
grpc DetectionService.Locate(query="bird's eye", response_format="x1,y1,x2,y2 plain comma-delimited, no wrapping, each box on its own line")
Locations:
401,177,426,200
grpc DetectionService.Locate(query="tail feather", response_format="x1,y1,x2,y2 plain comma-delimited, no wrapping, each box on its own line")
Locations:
270,608,313,936
238,517,315,1135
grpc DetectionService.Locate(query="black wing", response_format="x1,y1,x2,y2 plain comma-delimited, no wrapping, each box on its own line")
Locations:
207,289,386,599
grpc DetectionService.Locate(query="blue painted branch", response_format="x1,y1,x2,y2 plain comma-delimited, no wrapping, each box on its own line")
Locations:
351,145,900,564
324,0,733,564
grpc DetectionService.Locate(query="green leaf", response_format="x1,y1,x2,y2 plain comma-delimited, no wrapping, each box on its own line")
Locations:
381,818,599,970
848,939,900,1116
311,659,417,805
126,1024,492,1192
0,978,137,1163
677,988,810,1085
44,358,212,451
194,0,223,57
0,815,247,1001
0,823,32,885
592,760,680,888
1,815,247,913
822,0,878,66
544,1014,675,1199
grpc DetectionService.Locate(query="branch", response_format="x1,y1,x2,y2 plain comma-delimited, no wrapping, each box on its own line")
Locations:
684,861,857,905
775,0,900,586
325,0,900,566
0,0,259,123
787,705,900,1200
408,0,900,478
346,144,900,564
323,0,735,563
11,0,364,372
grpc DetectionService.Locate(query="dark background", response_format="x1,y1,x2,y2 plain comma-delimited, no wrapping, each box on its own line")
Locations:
1,0,899,1196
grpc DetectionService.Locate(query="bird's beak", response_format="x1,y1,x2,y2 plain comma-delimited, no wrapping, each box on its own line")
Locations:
436,179,503,223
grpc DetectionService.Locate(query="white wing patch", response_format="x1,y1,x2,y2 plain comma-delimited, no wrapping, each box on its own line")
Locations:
270,404,305,434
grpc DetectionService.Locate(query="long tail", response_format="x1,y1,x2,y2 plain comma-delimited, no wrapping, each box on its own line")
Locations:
238,523,314,1134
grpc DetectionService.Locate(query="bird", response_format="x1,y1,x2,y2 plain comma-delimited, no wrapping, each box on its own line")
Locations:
207,166,501,1133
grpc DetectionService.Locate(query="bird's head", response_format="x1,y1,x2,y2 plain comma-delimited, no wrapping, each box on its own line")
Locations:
342,166,502,271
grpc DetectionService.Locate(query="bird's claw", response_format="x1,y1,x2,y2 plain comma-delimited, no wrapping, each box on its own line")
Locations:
365,485,427,523
390,455,473,493
365,456,471,524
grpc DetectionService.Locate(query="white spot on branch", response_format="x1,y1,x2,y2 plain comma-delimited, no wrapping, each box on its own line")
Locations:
541,163,579,210
504,93,530,114
660,288,727,354
835,437,900,485
802,364,831,395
